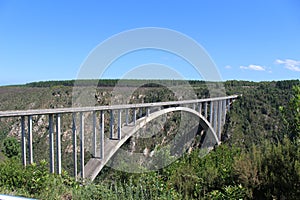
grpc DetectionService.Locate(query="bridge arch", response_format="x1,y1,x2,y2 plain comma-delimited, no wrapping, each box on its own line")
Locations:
84,106,219,180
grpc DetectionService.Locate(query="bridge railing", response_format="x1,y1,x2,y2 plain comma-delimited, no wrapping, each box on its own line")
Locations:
0,95,239,180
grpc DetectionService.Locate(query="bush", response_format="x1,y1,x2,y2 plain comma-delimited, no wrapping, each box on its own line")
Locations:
233,138,300,199
2,137,20,158
0,158,77,199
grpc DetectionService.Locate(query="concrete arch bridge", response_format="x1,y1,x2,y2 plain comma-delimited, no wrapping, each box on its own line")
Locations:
0,95,238,181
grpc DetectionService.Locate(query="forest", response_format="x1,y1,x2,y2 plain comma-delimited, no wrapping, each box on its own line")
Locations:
0,79,299,199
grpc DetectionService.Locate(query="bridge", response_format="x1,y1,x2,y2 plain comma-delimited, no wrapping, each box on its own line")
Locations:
0,95,238,181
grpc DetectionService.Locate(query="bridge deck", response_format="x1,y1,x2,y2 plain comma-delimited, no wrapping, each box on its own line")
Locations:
0,95,239,117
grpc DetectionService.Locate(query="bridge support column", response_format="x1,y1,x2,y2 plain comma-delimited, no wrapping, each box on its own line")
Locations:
21,116,26,166
125,109,129,125
146,108,150,117
92,111,97,157
198,103,202,115
133,109,136,125
72,113,77,180
139,108,143,118
204,102,208,119
28,115,33,164
56,114,61,174
49,114,54,173
110,110,114,139
213,101,218,133
100,111,104,159
222,100,226,125
227,99,231,112
209,102,213,123
217,101,222,140
80,112,85,179
117,110,122,140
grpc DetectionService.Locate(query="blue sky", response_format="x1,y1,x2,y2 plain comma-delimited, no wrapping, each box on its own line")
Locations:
0,0,299,85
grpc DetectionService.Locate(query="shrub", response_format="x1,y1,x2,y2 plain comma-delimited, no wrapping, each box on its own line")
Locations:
2,137,20,158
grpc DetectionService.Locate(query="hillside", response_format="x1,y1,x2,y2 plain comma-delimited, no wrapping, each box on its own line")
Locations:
0,79,299,199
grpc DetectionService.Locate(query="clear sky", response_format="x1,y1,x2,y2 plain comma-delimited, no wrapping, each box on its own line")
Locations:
0,0,299,85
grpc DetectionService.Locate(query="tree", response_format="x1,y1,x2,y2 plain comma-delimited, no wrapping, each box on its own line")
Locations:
280,85,300,139
2,137,20,158
289,85,300,137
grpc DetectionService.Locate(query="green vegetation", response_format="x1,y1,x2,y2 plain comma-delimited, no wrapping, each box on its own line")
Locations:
2,137,20,158
0,79,299,199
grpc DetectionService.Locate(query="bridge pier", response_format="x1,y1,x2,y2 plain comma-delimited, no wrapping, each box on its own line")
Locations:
110,110,114,139
92,111,97,157
133,109,136,125
213,101,218,133
100,111,104,159
20,116,33,166
204,102,208,118
118,109,122,140
146,108,150,117
217,101,222,140
49,114,54,173
21,116,26,166
198,103,202,115
227,99,231,112
209,102,213,123
139,108,143,118
72,113,77,180
28,115,33,165
79,112,85,179
125,109,129,125
222,100,226,125
56,114,62,174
